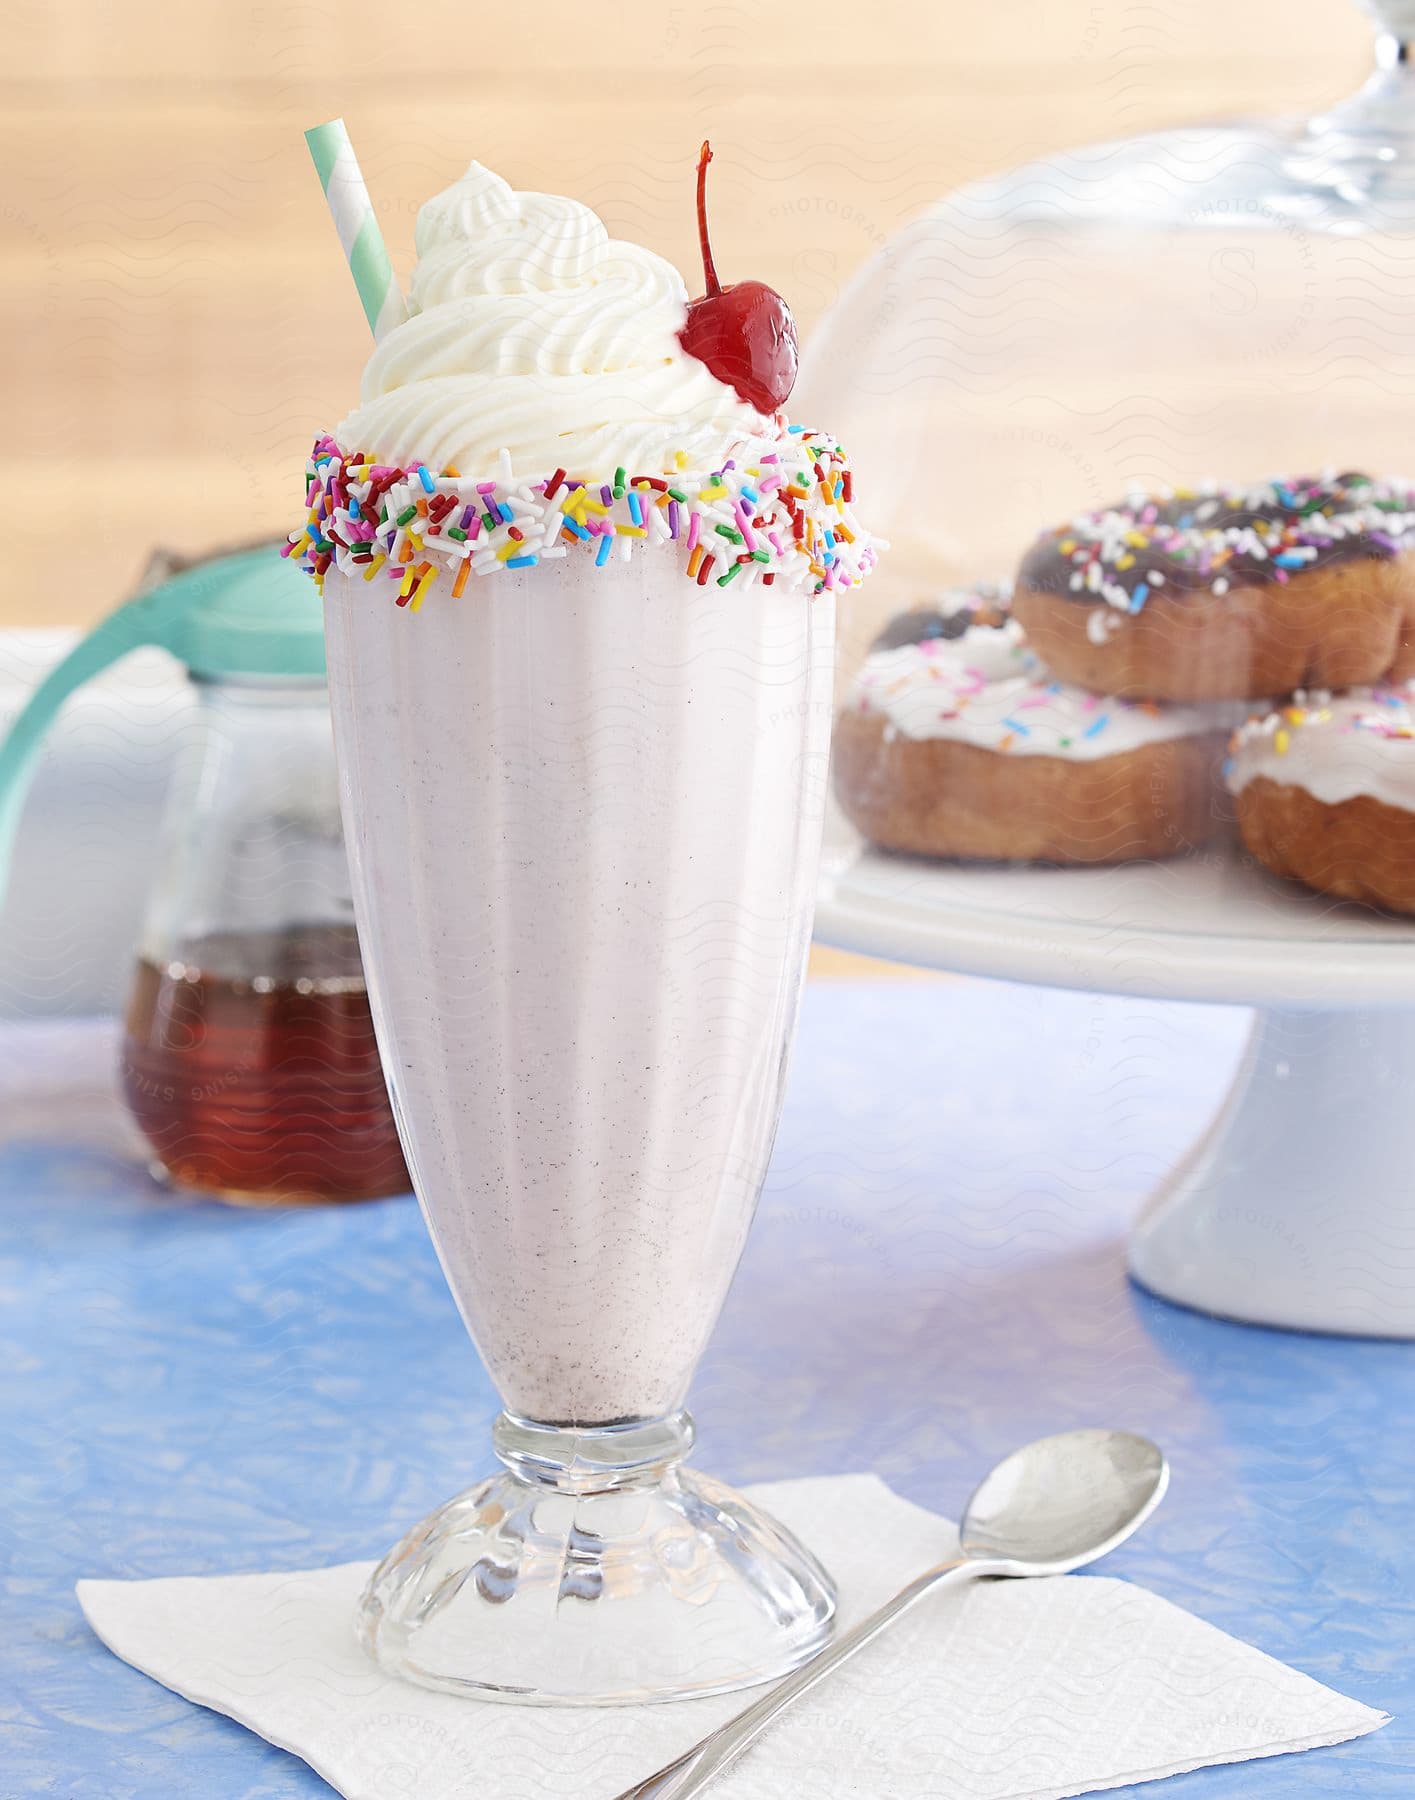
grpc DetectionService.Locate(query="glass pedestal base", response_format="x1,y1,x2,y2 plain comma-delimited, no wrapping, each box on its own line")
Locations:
356,1412,837,1705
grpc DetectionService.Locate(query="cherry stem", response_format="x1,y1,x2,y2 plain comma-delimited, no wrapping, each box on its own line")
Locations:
695,140,721,298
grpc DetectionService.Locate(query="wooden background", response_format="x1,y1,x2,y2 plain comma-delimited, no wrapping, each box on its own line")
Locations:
5,0,1373,631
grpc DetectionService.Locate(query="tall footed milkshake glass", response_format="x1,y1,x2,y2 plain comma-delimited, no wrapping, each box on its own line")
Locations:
300,145,878,1702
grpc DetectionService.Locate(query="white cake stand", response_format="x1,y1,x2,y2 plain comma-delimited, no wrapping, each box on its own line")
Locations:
815,818,1415,1338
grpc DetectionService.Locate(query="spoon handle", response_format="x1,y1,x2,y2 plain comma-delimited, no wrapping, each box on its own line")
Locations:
613,1554,980,1800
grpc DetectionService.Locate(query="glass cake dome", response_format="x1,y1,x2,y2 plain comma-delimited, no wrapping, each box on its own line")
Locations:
799,0,1415,673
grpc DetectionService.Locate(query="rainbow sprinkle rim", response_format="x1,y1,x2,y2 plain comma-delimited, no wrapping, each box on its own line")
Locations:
290,429,878,607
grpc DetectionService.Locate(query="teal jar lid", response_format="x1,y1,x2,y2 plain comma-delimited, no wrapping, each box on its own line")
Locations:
157,545,326,680
0,541,326,903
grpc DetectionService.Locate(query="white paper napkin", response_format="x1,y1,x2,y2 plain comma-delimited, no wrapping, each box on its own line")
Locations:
77,1473,1385,1800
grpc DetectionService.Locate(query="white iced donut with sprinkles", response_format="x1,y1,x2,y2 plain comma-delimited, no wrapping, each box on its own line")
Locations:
1227,685,1415,913
833,593,1238,863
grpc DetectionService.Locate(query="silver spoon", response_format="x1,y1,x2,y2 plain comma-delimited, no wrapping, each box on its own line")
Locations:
616,1427,1168,1800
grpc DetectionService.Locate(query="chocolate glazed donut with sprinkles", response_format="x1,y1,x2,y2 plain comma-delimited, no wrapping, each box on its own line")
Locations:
1012,473,1415,703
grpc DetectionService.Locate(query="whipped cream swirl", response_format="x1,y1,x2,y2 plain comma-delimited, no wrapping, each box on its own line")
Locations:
337,162,772,480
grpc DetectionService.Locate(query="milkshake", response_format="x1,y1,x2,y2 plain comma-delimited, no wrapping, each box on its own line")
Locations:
326,553,831,1423
297,153,877,1702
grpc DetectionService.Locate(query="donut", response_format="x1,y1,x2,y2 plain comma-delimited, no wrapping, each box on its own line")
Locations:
833,594,1237,864
1013,474,1415,703
1226,685,1415,914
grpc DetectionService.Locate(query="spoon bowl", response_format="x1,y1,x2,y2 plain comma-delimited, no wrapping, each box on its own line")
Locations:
959,1427,1169,1575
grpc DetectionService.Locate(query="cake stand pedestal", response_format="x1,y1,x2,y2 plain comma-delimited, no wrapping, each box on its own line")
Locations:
815,821,1415,1337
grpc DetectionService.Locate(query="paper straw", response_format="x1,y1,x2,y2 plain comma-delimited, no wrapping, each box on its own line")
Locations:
304,118,409,342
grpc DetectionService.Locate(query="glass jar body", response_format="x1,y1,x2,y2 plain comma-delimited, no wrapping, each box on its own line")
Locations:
119,673,409,1204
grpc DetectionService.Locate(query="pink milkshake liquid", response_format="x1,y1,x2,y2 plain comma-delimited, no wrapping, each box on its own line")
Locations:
325,545,838,1701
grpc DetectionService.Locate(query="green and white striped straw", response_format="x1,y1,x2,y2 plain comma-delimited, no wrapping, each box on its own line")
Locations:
304,118,409,342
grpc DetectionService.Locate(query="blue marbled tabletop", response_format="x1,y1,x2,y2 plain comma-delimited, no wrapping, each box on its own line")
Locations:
1,980,1411,1797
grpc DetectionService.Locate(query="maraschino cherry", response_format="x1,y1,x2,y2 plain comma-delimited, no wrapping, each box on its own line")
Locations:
679,141,798,415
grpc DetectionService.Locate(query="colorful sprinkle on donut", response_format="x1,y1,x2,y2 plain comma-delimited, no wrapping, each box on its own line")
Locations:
1020,473,1415,613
